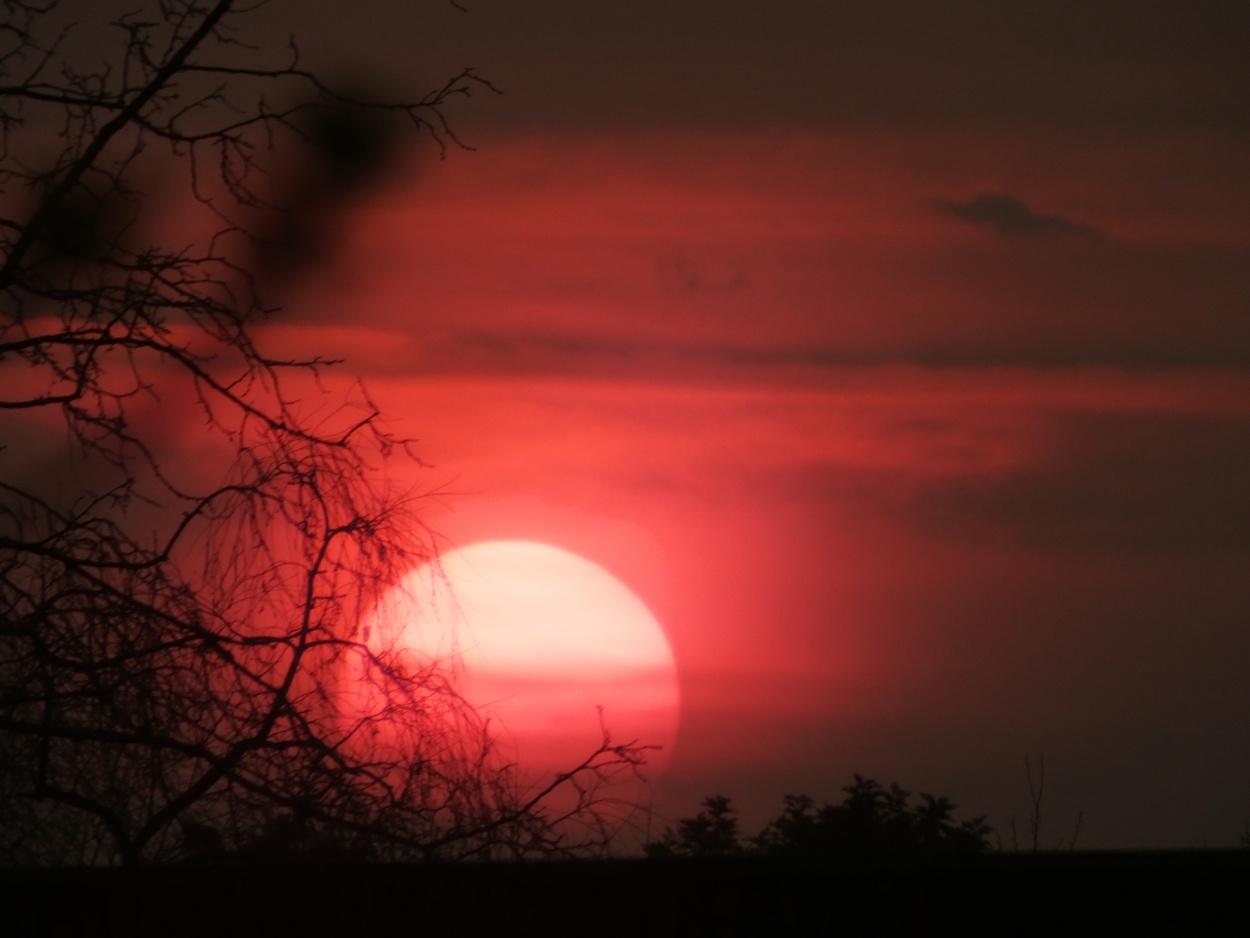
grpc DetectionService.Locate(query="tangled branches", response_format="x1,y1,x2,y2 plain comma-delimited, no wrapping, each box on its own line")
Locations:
0,0,645,866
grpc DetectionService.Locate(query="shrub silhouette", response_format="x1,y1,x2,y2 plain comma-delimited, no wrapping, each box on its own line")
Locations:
645,795,745,858
648,776,992,858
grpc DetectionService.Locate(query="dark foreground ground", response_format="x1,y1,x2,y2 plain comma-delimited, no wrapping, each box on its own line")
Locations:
4,852,1248,937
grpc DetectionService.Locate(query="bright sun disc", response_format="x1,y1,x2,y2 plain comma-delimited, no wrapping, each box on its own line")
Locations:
374,541,680,787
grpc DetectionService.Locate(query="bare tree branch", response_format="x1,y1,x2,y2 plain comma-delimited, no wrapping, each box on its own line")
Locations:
0,0,645,867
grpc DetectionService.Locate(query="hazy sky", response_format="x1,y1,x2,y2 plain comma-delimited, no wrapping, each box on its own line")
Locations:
231,1,1250,847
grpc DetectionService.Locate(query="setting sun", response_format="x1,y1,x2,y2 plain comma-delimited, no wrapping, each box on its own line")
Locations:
376,541,680,789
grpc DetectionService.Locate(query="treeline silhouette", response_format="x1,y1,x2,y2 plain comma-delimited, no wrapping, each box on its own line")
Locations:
646,775,991,859
168,775,992,865
6,775,1249,936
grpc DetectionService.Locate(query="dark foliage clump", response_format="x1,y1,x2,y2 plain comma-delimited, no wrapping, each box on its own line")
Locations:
178,812,378,865
647,775,992,858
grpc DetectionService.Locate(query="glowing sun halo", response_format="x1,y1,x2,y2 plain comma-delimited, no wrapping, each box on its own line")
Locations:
382,541,680,786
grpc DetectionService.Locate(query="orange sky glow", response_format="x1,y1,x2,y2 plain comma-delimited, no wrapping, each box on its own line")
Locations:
234,102,1250,846
26,0,1246,850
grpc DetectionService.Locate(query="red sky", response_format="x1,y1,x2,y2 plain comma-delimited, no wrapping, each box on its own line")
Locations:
235,1,1250,847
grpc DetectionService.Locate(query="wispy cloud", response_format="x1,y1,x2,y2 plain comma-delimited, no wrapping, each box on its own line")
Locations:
934,193,1104,239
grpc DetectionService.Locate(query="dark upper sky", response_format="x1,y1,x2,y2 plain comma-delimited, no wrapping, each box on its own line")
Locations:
286,0,1250,133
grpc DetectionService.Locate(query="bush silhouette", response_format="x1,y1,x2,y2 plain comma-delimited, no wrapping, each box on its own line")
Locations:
645,795,745,858
648,775,992,858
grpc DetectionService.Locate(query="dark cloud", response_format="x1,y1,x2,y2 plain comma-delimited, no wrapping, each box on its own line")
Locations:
441,324,1250,379
934,193,1104,239
451,333,938,377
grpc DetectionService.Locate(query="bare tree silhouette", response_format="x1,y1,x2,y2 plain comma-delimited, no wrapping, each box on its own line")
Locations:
0,0,648,866
1007,752,1083,853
